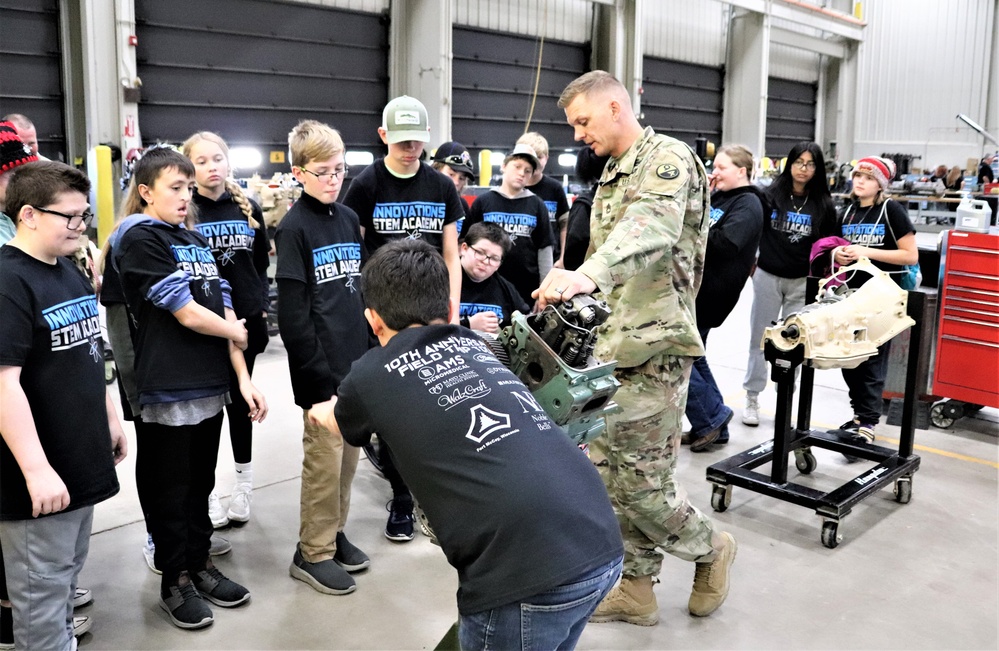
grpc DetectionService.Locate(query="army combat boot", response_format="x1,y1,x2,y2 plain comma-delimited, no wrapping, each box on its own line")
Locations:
589,574,659,626
689,531,737,616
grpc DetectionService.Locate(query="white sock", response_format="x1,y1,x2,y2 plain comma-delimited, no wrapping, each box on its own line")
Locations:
234,462,252,487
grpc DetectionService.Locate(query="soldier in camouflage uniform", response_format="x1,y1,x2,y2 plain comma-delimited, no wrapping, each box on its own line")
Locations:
536,70,737,626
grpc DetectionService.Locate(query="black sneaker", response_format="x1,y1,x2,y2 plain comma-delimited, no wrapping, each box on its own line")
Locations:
833,419,875,463
334,531,370,572
160,571,214,630
289,545,356,595
191,562,251,607
1,604,13,650
385,495,415,542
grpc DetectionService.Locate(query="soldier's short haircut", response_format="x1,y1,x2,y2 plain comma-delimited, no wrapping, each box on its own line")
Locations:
362,239,450,331
1,113,33,131
464,222,512,256
516,132,549,159
288,119,344,168
5,161,90,224
558,70,624,109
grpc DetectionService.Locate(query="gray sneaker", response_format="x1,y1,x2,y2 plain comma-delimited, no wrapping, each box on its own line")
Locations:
209,533,232,556
160,571,214,630
333,531,370,572
73,615,92,638
191,563,250,607
290,545,356,595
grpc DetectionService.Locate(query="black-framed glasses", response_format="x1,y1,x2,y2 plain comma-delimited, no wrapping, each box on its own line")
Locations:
792,160,816,170
299,166,349,183
469,244,503,265
32,206,94,229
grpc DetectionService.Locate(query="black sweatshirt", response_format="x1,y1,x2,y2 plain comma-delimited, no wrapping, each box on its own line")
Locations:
275,191,370,408
696,185,765,329
192,190,271,319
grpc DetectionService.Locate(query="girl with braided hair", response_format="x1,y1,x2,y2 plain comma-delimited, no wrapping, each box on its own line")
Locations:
182,132,271,527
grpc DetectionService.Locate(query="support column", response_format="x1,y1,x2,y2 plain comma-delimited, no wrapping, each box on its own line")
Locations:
591,0,643,114
723,8,770,157
389,0,452,146
834,41,859,162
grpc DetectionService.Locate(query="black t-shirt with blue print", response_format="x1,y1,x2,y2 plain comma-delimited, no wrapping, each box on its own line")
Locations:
462,189,554,303
342,159,464,254
459,267,530,329
527,174,570,260
839,198,915,284
275,191,369,407
0,246,120,520
758,191,833,279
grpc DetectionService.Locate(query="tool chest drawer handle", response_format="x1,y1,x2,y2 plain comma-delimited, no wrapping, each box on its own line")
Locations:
950,271,999,282
950,297,999,308
951,287,999,298
944,306,999,318
943,316,999,328
950,246,999,255
942,335,999,349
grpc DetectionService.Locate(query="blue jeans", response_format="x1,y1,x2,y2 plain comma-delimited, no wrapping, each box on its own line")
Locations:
459,556,623,651
685,328,733,442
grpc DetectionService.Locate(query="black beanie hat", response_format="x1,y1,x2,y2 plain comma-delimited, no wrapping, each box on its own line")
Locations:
0,121,38,174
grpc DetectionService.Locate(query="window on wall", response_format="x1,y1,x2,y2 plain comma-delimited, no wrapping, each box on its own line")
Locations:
641,57,724,150
0,0,67,161
134,0,388,177
765,77,816,158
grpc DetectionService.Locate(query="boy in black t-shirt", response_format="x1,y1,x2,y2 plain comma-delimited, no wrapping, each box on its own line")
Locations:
308,240,623,651
462,144,554,305
518,132,570,260
0,162,126,650
276,120,371,596
458,222,530,333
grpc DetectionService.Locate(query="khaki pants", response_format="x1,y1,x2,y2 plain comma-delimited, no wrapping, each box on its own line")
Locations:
299,411,359,562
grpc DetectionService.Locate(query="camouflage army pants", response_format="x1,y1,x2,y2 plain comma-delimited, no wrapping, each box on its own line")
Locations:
590,353,718,578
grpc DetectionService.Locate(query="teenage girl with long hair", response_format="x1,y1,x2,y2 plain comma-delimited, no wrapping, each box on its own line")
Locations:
108,147,267,630
742,141,836,426
182,132,271,527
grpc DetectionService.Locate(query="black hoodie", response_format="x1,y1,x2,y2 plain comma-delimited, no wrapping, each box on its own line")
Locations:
696,185,767,329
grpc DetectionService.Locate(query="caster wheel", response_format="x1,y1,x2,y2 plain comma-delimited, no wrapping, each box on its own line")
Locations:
710,484,732,512
821,521,841,549
894,477,912,504
930,403,955,429
795,449,817,475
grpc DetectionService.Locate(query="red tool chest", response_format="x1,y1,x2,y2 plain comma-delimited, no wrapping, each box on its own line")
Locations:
933,231,999,408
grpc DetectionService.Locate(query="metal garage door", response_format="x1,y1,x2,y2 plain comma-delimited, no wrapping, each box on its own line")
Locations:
641,57,723,150
452,26,587,166
0,0,66,160
765,77,816,158
135,0,387,177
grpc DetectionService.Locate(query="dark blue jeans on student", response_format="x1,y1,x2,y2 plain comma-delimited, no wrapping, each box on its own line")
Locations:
685,328,733,444
841,340,892,425
458,556,623,651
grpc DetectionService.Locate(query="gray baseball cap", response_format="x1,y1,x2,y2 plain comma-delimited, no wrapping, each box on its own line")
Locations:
382,96,430,144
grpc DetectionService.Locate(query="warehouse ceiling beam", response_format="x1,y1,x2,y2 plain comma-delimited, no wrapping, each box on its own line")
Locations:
723,0,865,42
770,26,846,59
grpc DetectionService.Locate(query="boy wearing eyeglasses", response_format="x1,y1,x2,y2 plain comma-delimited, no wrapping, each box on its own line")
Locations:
275,120,371,596
0,161,127,650
458,223,529,334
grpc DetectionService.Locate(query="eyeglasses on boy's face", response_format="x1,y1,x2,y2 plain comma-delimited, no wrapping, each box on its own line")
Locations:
298,166,349,183
32,205,94,230
792,160,816,170
469,244,503,265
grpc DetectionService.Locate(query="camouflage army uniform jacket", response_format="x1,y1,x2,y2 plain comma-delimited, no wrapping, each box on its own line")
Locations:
577,126,710,368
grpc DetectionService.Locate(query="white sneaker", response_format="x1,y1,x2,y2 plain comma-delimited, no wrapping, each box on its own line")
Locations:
143,533,161,574
227,482,252,523
208,490,229,529
742,394,760,427
72,587,93,608
73,615,91,638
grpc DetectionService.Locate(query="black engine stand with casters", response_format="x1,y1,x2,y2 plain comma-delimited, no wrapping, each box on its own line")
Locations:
706,288,924,549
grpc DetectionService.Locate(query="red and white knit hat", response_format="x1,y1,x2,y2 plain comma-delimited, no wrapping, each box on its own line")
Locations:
0,121,38,174
853,156,897,190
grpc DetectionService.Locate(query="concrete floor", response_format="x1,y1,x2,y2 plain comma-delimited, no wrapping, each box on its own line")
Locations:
76,284,998,650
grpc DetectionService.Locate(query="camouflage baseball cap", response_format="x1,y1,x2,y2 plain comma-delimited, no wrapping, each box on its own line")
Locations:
382,96,430,144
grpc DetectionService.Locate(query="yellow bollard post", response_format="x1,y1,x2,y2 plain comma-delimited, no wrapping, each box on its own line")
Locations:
478,149,491,187
87,145,114,246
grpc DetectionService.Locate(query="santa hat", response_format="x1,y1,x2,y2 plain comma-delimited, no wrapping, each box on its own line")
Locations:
0,121,38,174
853,156,896,190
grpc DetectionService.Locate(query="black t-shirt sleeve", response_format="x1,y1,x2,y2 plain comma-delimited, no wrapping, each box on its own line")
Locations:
276,277,337,407
334,372,372,447
709,194,763,258
532,197,554,249
341,175,375,231
118,232,189,306
0,288,33,366
885,199,915,245
274,224,307,283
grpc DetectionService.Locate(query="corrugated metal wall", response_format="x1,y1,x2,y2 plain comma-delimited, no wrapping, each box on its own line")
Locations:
643,0,727,67
855,0,996,166
290,0,388,12
769,43,820,84
455,0,593,43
